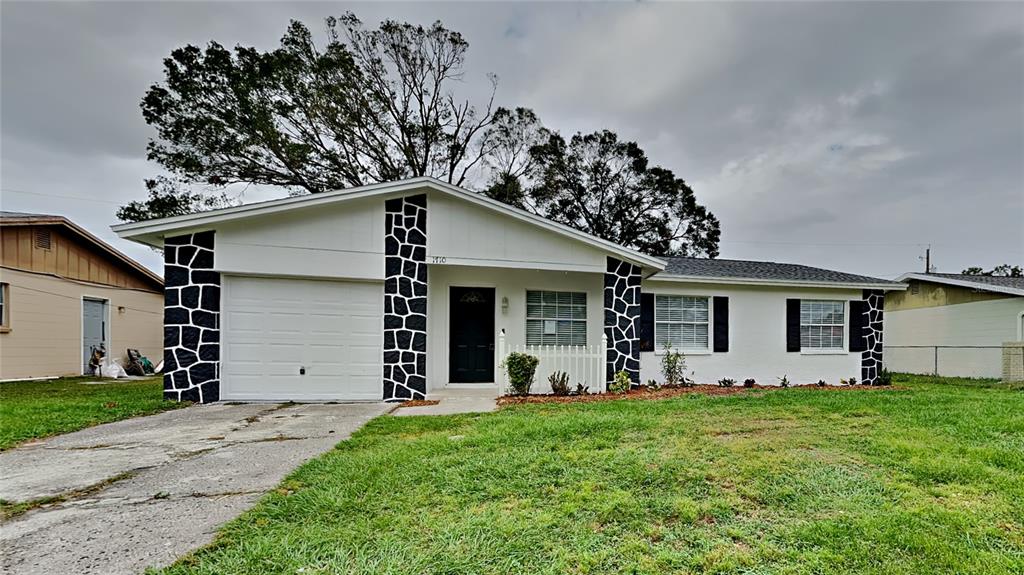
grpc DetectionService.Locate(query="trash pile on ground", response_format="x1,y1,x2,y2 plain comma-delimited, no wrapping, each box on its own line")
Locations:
86,346,160,379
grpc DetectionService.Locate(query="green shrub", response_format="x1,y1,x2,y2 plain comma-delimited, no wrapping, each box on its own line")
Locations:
646,378,661,391
718,378,736,388
778,375,790,388
849,376,858,386
571,383,589,396
660,346,687,387
548,370,570,396
608,370,631,394
743,378,756,388
816,379,827,387
876,369,892,386
502,352,540,396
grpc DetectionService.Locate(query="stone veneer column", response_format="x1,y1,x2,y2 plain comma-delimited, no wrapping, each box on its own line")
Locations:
163,231,220,402
383,194,428,401
604,257,642,386
861,289,884,385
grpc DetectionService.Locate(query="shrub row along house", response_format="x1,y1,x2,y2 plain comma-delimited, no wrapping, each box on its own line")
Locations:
113,178,905,402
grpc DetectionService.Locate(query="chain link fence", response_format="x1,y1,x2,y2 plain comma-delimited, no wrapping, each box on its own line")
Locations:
885,344,1024,381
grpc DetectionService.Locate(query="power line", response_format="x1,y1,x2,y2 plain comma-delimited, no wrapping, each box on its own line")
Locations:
7,284,163,316
1,187,126,206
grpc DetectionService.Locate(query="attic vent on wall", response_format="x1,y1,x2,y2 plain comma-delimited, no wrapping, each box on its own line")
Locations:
34,229,52,250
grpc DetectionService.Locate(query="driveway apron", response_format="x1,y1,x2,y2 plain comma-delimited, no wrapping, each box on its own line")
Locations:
0,402,390,575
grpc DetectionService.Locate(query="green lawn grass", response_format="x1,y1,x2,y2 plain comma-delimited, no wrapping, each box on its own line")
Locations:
0,376,182,450
163,373,1024,575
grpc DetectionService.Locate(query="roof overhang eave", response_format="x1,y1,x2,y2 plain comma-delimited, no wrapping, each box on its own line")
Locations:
896,273,1024,297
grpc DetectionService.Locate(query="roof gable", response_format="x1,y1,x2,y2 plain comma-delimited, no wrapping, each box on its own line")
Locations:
1,212,163,289
113,177,665,271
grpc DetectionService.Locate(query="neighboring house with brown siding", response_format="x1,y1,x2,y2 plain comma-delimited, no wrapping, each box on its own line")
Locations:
0,212,164,380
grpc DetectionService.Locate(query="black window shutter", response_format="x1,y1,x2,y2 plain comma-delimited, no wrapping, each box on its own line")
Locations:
639,293,655,352
848,300,868,352
712,296,729,352
786,299,801,352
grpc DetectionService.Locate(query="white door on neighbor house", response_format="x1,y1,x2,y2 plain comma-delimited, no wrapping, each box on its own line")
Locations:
221,276,383,401
82,298,107,374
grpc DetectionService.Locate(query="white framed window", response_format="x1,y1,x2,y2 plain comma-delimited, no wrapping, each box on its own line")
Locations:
0,283,8,329
655,295,709,350
800,300,845,350
526,291,587,346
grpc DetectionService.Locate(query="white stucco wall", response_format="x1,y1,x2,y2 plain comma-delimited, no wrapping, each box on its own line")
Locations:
884,297,1024,378
213,190,617,281
639,281,864,386
214,196,386,281
426,192,610,273
426,264,605,391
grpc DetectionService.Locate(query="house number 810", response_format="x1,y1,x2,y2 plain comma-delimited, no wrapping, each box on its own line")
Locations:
431,256,447,264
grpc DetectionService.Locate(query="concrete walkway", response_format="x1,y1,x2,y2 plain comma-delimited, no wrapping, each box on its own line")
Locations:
0,402,390,575
393,386,499,416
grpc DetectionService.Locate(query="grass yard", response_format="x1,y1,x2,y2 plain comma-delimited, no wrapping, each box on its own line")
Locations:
164,374,1023,575
0,375,182,450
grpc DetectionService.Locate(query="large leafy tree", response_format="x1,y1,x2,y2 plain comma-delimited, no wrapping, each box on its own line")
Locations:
137,13,496,202
485,129,720,257
125,14,721,258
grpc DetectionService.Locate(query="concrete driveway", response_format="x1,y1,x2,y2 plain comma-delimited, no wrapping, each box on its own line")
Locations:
0,401,390,575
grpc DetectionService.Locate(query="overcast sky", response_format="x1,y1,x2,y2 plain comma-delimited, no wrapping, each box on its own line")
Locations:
2,1,1022,278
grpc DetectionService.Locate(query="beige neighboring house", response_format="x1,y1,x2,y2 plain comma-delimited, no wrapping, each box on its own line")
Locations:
0,212,164,380
885,273,1024,378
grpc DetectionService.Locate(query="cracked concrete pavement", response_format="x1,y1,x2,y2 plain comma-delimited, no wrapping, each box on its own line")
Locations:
0,402,391,575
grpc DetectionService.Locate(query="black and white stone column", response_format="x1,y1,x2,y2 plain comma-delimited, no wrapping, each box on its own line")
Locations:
163,231,220,403
383,194,428,401
604,257,642,386
861,289,884,385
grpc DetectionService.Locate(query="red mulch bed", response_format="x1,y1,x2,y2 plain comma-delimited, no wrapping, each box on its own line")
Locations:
395,399,441,408
497,384,899,405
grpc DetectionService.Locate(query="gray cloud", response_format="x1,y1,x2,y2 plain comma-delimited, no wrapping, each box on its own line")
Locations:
2,1,1021,277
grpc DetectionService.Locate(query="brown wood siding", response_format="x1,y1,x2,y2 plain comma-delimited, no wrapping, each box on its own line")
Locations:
0,225,159,291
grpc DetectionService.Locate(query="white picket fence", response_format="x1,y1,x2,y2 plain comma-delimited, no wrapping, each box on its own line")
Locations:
498,330,607,394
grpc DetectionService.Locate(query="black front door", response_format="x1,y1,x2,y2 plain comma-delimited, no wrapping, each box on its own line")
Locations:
449,287,495,383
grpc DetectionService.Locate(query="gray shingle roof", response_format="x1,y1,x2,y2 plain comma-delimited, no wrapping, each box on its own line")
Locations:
912,273,1024,293
657,257,903,287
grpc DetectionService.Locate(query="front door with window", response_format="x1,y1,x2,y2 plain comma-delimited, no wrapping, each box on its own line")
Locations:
449,287,495,383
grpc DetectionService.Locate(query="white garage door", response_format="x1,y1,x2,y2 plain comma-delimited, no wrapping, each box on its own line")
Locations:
221,276,382,401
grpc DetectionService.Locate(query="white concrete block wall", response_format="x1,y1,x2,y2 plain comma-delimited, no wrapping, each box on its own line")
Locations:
885,298,1024,378
639,281,863,386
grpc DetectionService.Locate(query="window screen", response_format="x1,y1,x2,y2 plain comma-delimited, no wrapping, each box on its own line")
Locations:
800,300,845,350
655,295,709,350
526,291,587,346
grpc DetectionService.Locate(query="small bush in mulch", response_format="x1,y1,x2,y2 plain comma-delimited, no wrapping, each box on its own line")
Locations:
496,382,901,406
395,399,441,408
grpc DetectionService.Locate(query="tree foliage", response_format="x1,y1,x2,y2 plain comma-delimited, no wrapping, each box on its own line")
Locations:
961,265,1023,277
115,177,231,223
485,129,720,256
127,13,721,257
141,13,496,196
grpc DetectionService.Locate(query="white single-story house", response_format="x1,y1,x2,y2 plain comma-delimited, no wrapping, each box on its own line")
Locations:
885,273,1024,378
113,177,905,402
